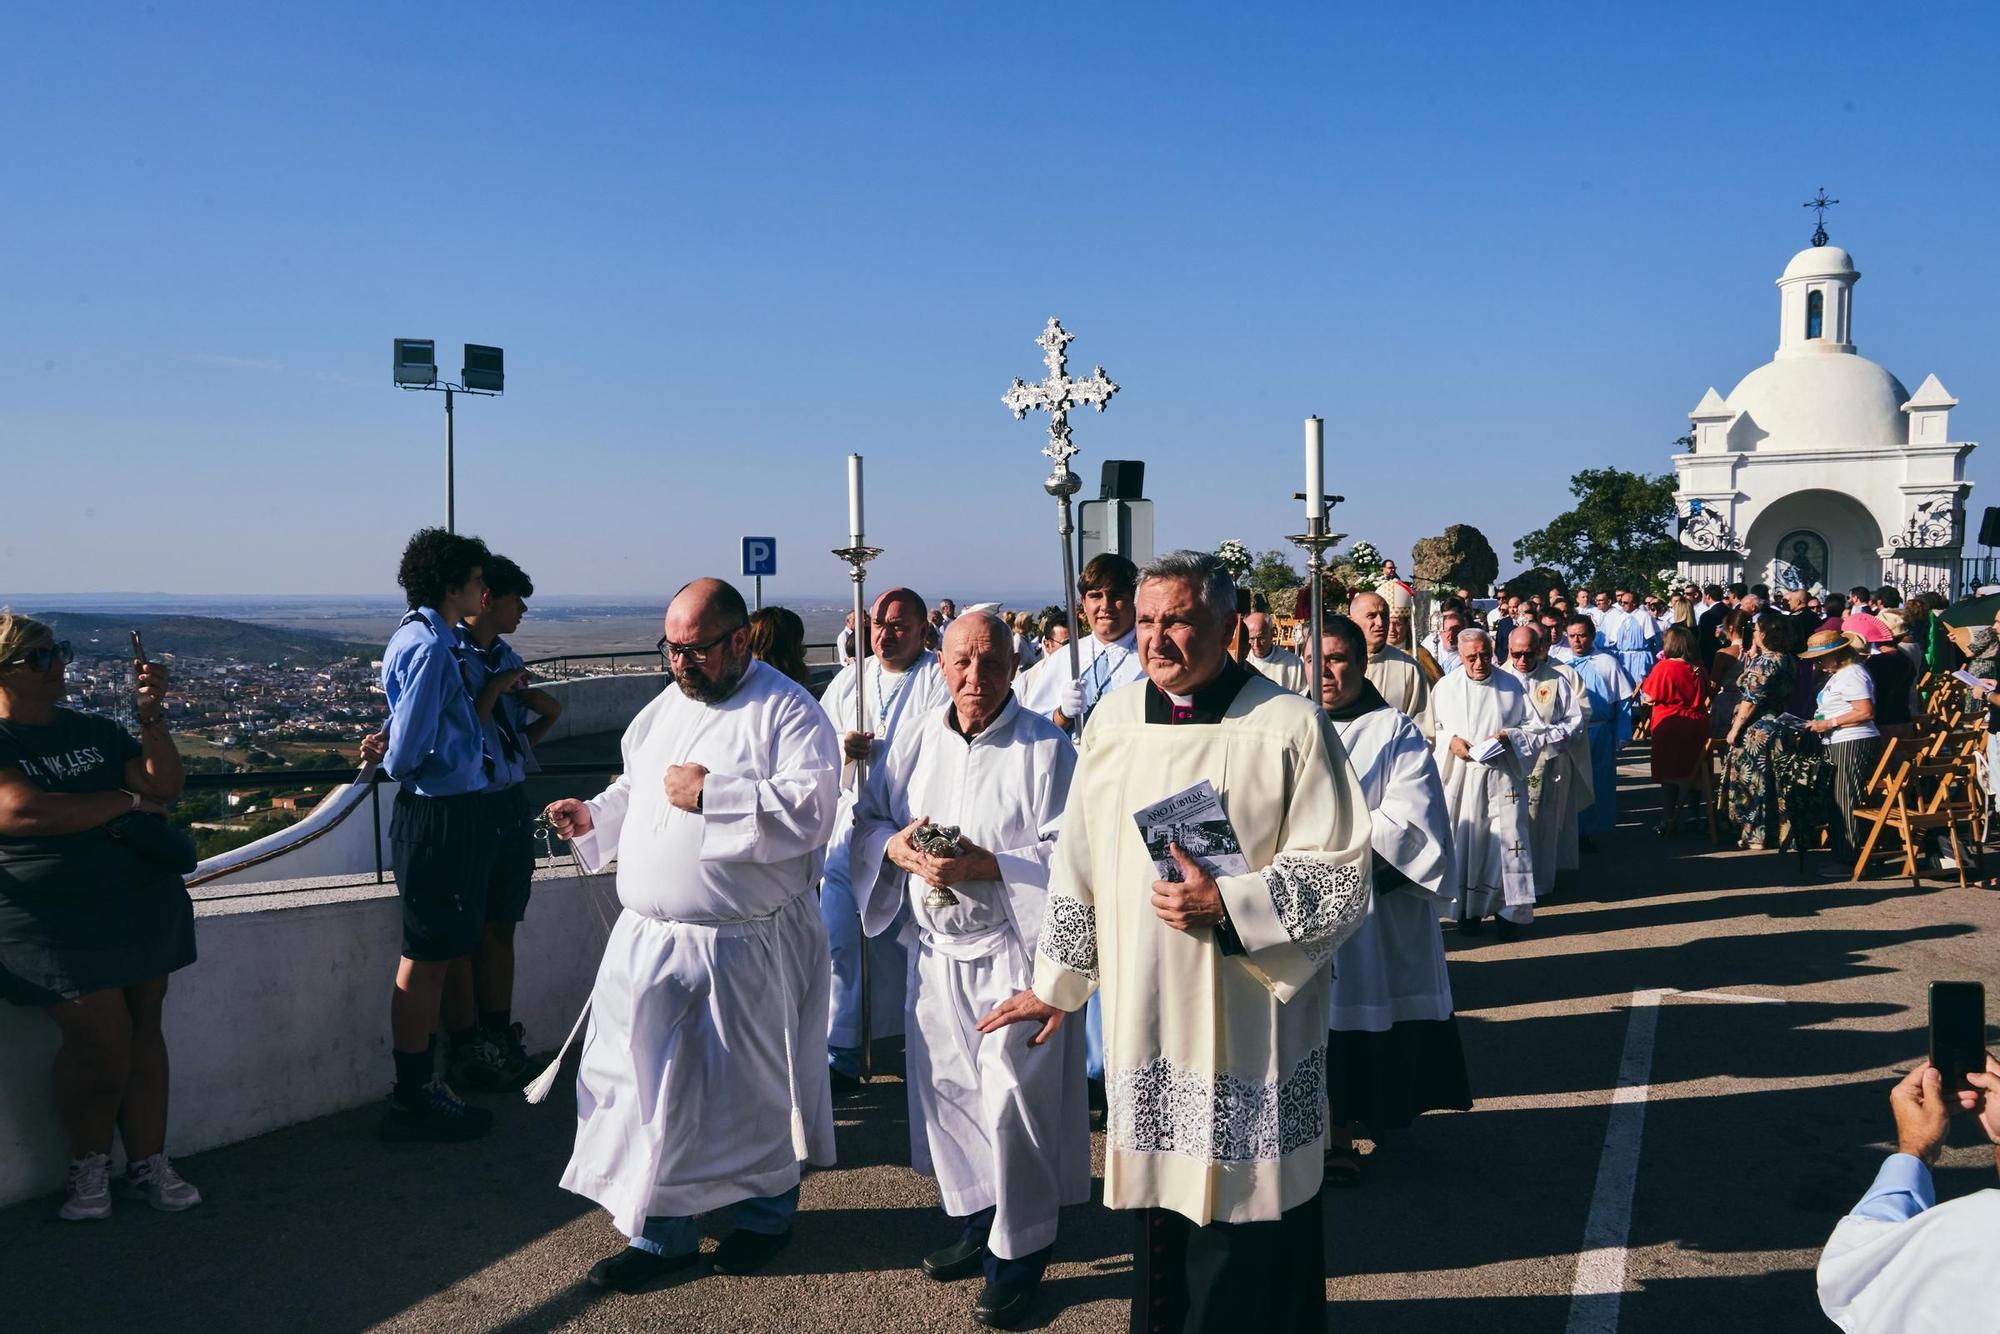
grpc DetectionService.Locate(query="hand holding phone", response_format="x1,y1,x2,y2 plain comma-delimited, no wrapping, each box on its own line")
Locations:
1929,981,1986,1093
130,629,167,726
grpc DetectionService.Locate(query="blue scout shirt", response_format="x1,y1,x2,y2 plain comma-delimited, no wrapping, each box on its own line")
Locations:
380,608,490,797
455,625,536,791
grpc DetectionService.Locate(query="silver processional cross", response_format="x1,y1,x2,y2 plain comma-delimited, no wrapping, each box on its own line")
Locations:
1002,317,1119,686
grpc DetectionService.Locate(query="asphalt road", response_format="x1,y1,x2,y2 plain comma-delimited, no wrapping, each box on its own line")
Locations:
7,752,1996,1333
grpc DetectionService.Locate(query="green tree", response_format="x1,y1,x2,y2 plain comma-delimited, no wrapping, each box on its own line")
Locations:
1246,549,1300,613
1512,467,1680,593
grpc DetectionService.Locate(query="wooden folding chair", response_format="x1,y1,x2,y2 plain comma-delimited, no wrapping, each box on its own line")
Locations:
1901,764,1978,890
1851,759,1918,884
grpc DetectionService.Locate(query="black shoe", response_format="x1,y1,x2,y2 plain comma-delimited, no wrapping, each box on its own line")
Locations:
1456,915,1486,935
711,1227,792,1275
828,1067,864,1097
379,1081,494,1142
1493,916,1521,941
973,1279,1039,1329
587,1245,699,1292
922,1236,986,1281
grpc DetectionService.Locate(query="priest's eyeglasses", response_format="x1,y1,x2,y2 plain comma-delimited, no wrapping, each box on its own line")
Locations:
1,641,73,673
657,624,745,664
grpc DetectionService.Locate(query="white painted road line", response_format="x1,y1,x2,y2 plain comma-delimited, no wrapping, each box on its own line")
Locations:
1563,987,1790,1332
1563,988,1665,1334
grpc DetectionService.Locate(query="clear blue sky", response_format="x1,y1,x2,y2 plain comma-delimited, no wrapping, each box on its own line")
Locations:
5,3,1997,602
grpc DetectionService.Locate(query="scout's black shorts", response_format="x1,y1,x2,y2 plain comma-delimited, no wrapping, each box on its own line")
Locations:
389,789,498,961
484,784,536,926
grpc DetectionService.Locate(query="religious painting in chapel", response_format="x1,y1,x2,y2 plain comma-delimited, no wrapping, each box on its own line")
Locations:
1775,530,1829,589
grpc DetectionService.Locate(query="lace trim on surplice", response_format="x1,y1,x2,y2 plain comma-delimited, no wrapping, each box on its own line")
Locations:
1259,853,1368,967
1038,890,1098,979
1109,1047,1326,1162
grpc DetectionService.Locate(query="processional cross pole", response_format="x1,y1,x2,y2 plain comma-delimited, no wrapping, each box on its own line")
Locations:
1002,317,1119,686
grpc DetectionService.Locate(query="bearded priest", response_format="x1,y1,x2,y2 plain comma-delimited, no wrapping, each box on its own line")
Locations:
980,550,1373,1333
850,611,1089,1329
543,579,840,1292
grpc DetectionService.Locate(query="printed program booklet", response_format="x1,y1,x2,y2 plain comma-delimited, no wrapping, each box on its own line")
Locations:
1133,780,1249,882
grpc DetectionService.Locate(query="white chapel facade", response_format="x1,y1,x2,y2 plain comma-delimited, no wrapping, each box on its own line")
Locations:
1673,232,1974,597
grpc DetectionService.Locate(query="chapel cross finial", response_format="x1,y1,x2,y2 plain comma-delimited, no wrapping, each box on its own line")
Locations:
1804,187,1839,248
1002,317,1119,471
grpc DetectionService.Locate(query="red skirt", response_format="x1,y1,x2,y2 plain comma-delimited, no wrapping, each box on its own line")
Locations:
1649,713,1707,783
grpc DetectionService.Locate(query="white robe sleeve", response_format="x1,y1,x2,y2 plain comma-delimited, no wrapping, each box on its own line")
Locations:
1033,729,1102,1013
1213,711,1376,1003
1370,717,1457,902
990,736,1077,954
699,693,841,864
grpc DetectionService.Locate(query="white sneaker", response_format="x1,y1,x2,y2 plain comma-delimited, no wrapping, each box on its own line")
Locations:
59,1152,112,1221
121,1152,202,1212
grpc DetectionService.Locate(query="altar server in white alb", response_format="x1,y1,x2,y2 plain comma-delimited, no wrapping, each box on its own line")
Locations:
849,611,1089,1329
1313,617,1470,1186
1428,627,1546,935
816,586,947,1086
982,551,1373,1333
542,579,840,1294
1015,552,1142,731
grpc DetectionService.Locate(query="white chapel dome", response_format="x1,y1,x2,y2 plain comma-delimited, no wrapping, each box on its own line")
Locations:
1724,353,1909,449
1781,244,1858,282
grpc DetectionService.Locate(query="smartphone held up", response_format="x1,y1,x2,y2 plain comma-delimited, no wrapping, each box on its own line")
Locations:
1929,981,1986,1093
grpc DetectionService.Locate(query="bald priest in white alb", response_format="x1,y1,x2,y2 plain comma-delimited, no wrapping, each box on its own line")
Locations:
542,579,840,1294
816,586,948,1085
982,551,1373,1333
1428,627,1547,935
1502,625,1593,897
1243,612,1307,694
849,611,1089,1327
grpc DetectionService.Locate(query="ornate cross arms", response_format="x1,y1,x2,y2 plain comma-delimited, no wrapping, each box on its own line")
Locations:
1002,317,1120,472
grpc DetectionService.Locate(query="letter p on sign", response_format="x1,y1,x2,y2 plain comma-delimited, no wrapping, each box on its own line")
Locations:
741,537,777,578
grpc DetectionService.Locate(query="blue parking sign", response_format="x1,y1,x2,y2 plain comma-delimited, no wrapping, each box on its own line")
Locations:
741,537,778,577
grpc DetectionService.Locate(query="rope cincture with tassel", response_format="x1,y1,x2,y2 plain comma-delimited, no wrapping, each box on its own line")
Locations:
522,811,616,1105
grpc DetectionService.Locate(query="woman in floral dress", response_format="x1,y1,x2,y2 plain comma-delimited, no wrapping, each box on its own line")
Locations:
1722,610,1801,850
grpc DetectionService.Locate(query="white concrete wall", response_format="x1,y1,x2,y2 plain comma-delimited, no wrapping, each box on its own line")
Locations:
531,672,666,746
0,868,620,1209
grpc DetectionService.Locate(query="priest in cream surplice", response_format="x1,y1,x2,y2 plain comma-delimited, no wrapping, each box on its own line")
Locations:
849,612,1088,1325
1501,625,1593,896
1352,590,1431,720
1313,618,1470,1182
982,551,1372,1334
1429,627,1547,934
543,579,840,1293
816,587,948,1083
1243,612,1307,694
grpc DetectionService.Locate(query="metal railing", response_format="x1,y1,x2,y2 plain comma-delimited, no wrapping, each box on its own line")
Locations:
182,762,623,889
523,641,844,675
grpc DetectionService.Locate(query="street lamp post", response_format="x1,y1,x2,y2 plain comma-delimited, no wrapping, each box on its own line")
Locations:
394,339,505,533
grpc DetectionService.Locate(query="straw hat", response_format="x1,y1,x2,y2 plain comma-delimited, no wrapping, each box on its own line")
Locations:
1800,629,1867,660
1877,608,1907,638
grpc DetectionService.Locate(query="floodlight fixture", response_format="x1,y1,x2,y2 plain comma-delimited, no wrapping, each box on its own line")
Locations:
393,338,437,387
461,344,505,394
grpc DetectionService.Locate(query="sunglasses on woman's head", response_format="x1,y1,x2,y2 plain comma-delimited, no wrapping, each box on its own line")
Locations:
3,641,73,672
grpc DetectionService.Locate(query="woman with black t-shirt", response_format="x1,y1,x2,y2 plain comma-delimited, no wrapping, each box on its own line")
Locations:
0,610,201,1221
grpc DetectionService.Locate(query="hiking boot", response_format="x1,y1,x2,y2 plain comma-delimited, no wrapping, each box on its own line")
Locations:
380,1079,495,1142
451,1031,521,1092
59,1152,112,1221
121,1153,203,1212
498,1021,530,1074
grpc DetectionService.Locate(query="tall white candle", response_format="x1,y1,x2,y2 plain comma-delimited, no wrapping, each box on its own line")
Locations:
847,453,865,542
1304,417,1324,525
